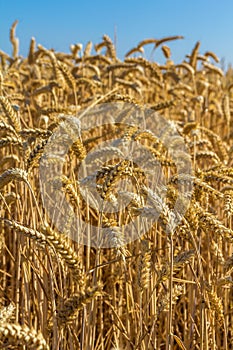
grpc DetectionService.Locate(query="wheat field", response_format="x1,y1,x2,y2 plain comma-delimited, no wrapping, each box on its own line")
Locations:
0,21,233,349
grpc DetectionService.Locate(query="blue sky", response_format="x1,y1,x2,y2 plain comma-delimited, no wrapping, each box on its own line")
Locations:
0,0,232,68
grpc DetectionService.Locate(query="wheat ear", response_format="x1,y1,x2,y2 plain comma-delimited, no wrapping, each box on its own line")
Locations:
0,322,49,350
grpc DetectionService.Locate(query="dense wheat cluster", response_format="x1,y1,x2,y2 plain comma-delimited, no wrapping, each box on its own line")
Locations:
0,21,233,349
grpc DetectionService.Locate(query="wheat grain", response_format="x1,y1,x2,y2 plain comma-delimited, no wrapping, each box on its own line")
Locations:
0,168,28,190
0,322,49,349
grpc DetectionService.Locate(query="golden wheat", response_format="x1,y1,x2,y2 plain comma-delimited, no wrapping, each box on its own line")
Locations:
0,23,233,349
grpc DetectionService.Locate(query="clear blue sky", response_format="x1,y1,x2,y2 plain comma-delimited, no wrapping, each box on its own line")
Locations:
0,0,232,68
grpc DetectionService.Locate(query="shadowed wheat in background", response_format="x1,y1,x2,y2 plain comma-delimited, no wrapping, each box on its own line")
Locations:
0,21,233,349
